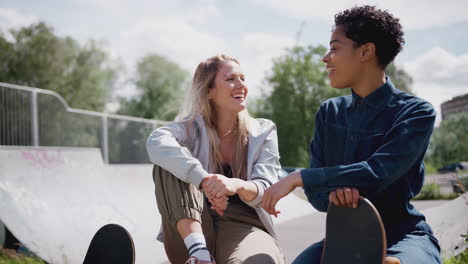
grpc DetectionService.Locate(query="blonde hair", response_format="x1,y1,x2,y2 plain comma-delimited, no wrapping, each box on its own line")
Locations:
179,54,249,180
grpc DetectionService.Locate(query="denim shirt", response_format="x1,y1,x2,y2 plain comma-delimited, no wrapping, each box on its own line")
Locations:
301,78,436,245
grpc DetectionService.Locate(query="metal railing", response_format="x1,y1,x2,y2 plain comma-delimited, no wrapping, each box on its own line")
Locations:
0,82,168,164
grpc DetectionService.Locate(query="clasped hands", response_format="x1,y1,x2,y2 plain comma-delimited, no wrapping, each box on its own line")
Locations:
201,174,240,216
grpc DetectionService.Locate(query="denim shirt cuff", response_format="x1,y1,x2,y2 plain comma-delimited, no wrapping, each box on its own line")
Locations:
300,167,326,189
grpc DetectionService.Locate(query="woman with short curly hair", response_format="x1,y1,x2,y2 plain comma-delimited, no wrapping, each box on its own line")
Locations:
262,6,441,264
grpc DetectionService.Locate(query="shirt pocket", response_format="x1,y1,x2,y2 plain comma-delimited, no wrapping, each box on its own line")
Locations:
323,122,348,165
355,130,385,161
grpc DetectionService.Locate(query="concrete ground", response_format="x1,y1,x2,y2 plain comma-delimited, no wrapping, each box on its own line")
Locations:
275,188,449,263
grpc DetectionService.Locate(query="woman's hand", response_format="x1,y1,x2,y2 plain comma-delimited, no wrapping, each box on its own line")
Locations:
261,171,303,217
202,174,240,198
329,187,360,208
201,174,237,215
207,195,228,216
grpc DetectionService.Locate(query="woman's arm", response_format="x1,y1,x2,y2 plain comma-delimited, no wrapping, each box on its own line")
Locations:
261,171,303,216
203,175,258,201
146,122,208,188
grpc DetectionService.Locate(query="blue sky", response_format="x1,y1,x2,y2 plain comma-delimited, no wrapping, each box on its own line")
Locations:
1,0,467,123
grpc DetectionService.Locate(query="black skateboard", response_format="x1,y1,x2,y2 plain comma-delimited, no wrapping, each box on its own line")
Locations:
83,224,135,264
322,197,386,264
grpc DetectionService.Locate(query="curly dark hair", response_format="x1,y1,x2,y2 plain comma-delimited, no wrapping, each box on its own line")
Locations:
334,5,405,69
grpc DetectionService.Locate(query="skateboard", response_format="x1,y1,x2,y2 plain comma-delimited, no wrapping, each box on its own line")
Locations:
322,197,386,264
83,224,135,264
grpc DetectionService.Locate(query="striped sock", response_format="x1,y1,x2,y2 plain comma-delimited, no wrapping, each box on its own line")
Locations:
183,232,211,261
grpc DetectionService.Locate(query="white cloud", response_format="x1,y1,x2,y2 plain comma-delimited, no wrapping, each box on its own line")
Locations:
107,0,223,73
410,82,466,125
404,47,468,86
109,15,228,99
186,0,220,24
402,47,468,124
119,16,228,70
74,0,219,25
66,0,223,100
248,0,349,23
248,0,467,30
239,33,295,98
73,0,169,13
0,8,38,40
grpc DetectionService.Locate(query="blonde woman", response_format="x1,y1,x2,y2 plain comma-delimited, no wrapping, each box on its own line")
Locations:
146,54,284,264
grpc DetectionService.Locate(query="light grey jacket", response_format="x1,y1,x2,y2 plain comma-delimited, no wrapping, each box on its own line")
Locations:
146,115,281,237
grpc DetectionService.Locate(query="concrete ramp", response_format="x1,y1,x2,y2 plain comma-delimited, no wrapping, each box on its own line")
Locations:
424,194,468,259
0,147,167,263
0,146,315,264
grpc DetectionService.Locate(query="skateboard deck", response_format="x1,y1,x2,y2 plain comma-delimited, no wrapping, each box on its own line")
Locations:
83,224,135,264
322,197,386,264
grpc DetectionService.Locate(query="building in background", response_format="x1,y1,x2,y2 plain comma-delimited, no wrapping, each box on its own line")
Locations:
441,94,468,120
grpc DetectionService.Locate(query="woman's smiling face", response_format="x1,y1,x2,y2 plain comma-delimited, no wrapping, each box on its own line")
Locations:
322,25,364,89
208,60,248,115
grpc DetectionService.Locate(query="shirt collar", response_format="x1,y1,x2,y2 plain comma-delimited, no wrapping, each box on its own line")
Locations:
351,76,394,109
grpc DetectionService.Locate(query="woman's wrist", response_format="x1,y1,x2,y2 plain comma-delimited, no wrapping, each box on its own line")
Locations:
234,179,258,202
288,171,304,188
232,178,245,193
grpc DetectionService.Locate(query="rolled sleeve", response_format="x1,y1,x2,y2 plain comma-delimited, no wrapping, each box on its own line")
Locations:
242,180,265,208
244,122,281,208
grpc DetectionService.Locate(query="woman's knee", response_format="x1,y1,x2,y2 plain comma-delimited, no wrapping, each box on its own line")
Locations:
292,240,324,264
215,225,284,264
220,251,283,264
153,165,205,220
386,233,441,264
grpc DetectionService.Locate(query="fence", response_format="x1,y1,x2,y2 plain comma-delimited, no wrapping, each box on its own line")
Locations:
0,82,168,164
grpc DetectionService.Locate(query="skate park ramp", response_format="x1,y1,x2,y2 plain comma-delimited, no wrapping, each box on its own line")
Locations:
0,146,165,263
0,146,313,264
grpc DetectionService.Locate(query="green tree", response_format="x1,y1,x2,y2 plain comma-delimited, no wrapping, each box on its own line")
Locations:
386,63,413,94
253,45,347,167
117,54,190,121
427,112,468,167
0,22,119,111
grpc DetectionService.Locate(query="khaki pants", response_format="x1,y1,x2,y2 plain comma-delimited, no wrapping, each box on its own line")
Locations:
153,165,285,264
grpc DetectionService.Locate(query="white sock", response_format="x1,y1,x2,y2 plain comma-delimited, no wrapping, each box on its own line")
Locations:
183,232,211,261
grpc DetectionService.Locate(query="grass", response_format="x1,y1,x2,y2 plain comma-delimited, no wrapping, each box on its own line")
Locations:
0,248,45,264
413,183,460,200
425,162,438,175
443,250,468,264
